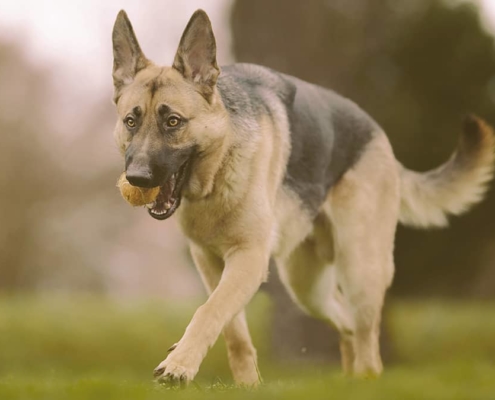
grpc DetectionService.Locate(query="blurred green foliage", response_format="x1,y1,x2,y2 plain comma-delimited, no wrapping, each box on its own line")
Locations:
0,294,270,380
0,296,494,399
2,362,495,400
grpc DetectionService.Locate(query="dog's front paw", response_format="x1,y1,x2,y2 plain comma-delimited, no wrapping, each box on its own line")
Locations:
153,348,200,387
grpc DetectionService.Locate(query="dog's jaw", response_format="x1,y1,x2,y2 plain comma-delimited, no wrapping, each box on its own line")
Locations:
147,159,190,220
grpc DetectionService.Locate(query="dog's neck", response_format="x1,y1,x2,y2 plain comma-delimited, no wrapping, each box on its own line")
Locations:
183,119,257,209
184,136,231,199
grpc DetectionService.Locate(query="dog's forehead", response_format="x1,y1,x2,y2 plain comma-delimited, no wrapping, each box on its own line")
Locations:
118,66,200,116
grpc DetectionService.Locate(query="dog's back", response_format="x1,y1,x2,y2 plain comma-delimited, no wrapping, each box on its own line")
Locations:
219,63,380,216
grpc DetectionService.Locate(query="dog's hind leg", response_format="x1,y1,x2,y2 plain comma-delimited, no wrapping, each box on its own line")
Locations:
189,244,260,386
277,134,399,377
326,133,400,377
277,220,392,377
275,229,357,375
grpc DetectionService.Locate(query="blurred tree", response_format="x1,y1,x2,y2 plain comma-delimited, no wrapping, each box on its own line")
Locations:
0,41,123,293
231,0,495,361
0,42,61,291
231,0,495,297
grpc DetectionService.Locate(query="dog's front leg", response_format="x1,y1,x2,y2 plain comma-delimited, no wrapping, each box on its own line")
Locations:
153,247,269,385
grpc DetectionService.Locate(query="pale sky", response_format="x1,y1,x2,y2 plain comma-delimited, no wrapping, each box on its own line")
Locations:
0,0,233,95
0,0,494,92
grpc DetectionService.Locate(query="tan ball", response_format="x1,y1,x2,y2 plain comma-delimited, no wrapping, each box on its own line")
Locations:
117,172,160,206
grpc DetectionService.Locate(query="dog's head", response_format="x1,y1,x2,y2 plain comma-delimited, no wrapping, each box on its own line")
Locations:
112,10,226,220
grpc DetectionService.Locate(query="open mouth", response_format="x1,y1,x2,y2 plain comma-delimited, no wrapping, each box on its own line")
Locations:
146,162,189,220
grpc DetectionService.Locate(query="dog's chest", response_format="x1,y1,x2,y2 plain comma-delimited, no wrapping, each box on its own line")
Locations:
176,197,238,251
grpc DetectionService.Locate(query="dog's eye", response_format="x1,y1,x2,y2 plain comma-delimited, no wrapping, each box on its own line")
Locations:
125,117,136,128
167,116,180,128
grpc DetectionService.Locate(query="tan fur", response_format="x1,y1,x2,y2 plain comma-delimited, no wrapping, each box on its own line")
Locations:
153,107,291,381
189,244,260,385
111,35,284,384
112,10,495,387
114,66,229,162
399,116,495,228
153,106,291,385
275,133,399,376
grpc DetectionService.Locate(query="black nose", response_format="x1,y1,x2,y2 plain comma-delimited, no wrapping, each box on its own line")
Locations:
126,167,154,188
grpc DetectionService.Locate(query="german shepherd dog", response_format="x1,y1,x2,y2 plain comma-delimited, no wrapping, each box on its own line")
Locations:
111,10,495,385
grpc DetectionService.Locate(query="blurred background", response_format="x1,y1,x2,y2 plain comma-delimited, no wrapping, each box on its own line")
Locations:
1,0,495,391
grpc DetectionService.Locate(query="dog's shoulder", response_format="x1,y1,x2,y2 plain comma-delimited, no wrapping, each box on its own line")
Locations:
217,63,295,118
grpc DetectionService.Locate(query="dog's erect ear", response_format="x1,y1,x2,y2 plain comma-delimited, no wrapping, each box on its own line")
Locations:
173,10,219,101
112,10,149,93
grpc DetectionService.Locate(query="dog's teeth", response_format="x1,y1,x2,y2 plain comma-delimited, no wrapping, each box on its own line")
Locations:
164,202,171,210
146,202,155,209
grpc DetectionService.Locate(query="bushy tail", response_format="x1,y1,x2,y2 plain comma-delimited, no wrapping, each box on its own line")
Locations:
399,115,495,228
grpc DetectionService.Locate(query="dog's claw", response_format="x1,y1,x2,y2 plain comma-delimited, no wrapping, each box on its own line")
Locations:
153,367,165,378
153,343,197,386
156,372,187,389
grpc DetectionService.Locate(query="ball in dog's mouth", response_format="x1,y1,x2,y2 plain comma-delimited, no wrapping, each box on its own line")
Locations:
146,162,189,220
117,173,160,206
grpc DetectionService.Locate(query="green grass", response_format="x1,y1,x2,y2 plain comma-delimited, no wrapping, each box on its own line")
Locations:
2,362,495,400
0,295,494,399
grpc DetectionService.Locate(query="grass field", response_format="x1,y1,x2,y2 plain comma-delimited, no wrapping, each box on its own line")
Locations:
0,295,494,399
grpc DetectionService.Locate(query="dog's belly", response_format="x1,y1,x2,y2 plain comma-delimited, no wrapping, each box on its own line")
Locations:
272,185,315,260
